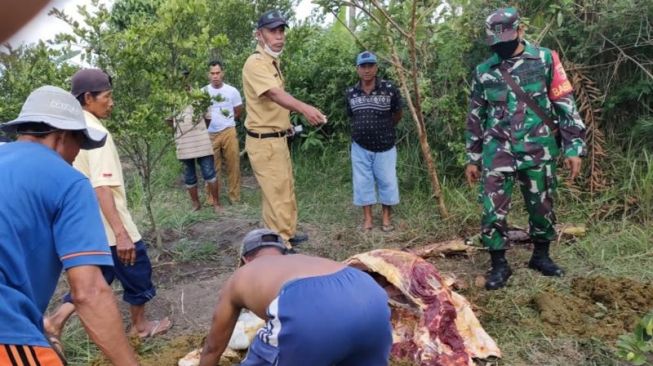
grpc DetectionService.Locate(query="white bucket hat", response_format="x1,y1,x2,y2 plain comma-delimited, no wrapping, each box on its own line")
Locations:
1,85,106,149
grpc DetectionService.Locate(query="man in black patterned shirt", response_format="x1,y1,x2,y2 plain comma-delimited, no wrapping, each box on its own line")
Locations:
345,51,402,232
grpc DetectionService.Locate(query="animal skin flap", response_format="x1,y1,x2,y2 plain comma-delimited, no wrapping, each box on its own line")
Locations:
345,249,501,366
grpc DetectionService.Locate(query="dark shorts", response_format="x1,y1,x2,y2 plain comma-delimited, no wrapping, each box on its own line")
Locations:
64,240,156,306
241,267,392,366
181,155,216,187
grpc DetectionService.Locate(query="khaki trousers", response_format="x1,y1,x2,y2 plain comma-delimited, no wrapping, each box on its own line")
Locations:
245,135,297,241
210,127,241,203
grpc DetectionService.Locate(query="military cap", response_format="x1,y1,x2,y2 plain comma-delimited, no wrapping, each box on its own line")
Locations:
485,7,520,45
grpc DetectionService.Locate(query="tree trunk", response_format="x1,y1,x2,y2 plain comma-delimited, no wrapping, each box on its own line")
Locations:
348,4,356,28
390,47,449,218
326,0,449,217
384,3,449,218
142,158,162,250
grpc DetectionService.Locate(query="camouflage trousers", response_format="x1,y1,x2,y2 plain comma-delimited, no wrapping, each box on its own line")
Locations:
480,162,557,251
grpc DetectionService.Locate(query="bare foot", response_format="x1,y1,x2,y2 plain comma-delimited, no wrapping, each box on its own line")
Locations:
43,317,60,340
130,317,172,339
43,317,65,358
213,204,223,214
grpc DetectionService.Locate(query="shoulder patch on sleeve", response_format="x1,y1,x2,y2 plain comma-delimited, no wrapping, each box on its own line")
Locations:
548,51,574,101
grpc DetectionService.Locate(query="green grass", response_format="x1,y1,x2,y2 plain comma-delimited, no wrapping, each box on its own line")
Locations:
470,223,653,365
58,317,98,365
292,144,653,366
55,142,653,365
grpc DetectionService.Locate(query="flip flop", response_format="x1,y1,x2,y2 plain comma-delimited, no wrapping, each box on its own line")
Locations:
135,317,173,339
381,224,395,232
357,224,373,232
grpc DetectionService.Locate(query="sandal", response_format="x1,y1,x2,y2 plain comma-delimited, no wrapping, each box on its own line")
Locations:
381,224,395,232
131,317,173,339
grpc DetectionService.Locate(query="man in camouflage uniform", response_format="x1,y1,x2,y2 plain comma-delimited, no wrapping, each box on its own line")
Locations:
465,7,586,290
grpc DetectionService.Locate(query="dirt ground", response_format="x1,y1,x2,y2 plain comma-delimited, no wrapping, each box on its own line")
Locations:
534,276,653,339
82,212,651,365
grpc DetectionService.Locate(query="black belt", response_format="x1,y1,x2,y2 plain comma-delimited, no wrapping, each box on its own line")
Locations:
246,129,289,139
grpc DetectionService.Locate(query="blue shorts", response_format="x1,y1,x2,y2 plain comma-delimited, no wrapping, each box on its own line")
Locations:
181,155,217,187
351,142,399,207
64,240,156,306
241,267,392,366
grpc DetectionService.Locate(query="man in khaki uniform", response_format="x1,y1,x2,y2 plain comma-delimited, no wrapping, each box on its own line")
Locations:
242,9,326,247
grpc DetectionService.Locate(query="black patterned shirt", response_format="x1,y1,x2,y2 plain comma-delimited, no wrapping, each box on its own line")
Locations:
345,78,402,152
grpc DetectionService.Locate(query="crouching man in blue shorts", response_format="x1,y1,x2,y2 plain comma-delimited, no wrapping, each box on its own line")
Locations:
199,229,392,366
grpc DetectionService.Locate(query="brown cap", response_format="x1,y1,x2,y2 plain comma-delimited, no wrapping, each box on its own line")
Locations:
71,68,112,97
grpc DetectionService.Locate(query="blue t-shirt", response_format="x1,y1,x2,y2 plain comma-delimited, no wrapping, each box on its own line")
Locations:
0,142,113,347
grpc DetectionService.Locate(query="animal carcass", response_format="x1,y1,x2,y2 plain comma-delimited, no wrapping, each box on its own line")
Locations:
346,249,501,366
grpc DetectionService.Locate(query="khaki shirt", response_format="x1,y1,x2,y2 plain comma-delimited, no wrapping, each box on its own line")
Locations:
73,111,142,246
242,44,291,132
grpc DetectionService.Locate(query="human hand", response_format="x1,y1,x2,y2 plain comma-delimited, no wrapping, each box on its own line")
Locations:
302,104,327,126
564,157,582,180
115,232,135,266
465,164,481,186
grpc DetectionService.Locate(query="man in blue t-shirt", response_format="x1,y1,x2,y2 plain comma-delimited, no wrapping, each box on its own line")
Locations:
0,86,139,365
345,51,403,233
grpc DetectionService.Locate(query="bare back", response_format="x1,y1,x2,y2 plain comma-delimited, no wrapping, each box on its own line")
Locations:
230,254,345,319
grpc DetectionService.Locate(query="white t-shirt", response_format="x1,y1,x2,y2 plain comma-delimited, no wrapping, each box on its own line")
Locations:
203,83,243,133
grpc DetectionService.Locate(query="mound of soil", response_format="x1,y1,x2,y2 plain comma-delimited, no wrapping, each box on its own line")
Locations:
533,276,653,339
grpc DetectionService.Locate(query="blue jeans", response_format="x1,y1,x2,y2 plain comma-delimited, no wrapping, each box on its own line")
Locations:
351,142,399,206
63,240,156,306
181,155,217,187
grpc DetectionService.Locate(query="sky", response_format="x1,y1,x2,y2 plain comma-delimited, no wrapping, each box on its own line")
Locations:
7,0,317,47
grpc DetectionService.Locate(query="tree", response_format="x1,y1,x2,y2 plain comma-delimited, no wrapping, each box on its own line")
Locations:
316,0,451,218
282,17,359,148
0,42,77,123
52,0,226,247
50,0,303,246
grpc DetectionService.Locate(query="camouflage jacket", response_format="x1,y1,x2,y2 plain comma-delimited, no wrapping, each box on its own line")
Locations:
465,41,586,172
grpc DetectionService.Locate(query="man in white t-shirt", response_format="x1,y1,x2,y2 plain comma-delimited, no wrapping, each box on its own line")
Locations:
203,61,243,204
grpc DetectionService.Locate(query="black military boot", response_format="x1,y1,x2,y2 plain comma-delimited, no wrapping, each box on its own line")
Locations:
485,250,512,290
528,240,564,276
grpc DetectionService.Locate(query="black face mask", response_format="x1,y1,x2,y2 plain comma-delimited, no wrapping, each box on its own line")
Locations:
491,38,521,59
